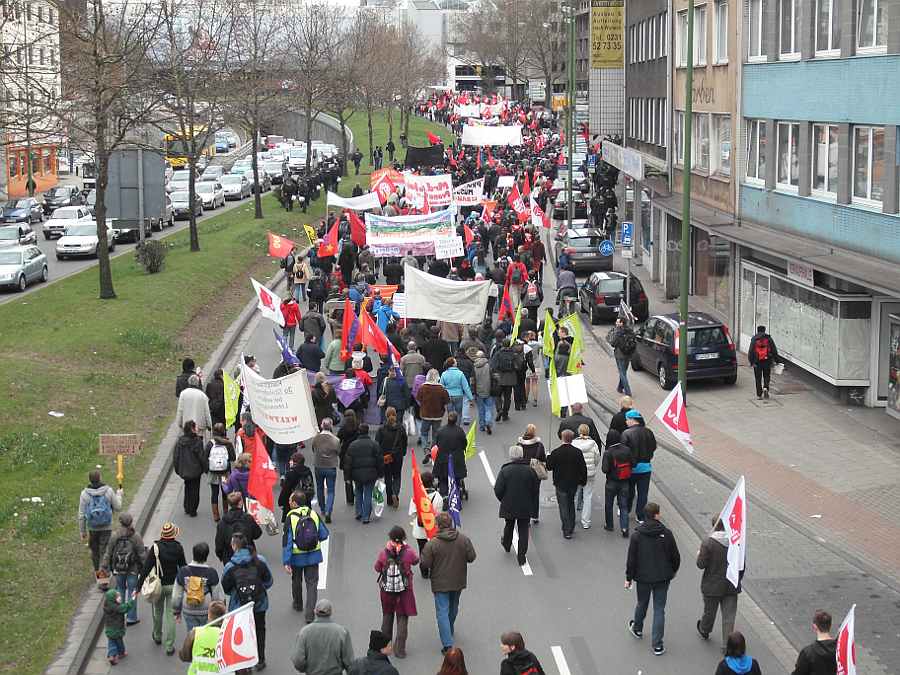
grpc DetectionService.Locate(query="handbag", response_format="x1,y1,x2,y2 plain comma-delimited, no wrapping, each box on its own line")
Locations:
530,457,549,481
140,543,162,604
377,380,388,408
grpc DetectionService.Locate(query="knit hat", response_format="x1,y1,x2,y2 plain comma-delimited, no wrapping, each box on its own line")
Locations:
160,522,179,540
368,629,390,652
625,409,643,420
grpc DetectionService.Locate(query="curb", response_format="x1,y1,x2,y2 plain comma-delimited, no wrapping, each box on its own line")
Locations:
45,272,284,675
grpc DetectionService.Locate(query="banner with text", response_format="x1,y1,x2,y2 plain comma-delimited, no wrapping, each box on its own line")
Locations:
452,177,485,206
403,173,454,209
434,236,465,259
591,0,624,69
461,125,523,146
239,363,318,444
326,190,382,211
365,208,455,245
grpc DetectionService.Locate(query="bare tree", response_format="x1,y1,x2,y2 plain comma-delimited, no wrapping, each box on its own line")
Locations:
350,14,393,164
449,1,501,92
391,21,444,141
323,19,368,176
523,0,561,104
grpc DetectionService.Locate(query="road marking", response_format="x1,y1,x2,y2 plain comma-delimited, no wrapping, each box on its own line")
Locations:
318,537,329,590
551,645,572,675
478,451,533,576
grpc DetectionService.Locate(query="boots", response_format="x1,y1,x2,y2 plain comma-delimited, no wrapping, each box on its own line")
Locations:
211,503,221,522
394,615,409,658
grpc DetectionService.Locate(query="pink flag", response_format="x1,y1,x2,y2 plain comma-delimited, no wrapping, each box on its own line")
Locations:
250,278,285,327
717,475,747,589
836,605,857,675
653,383,693,452
215,602,259,673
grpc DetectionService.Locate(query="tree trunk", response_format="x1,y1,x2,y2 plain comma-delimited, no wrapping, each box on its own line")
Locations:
545,74,553,107
93,129,116,299
305,98,314,174
251,126,263,219
403,107,411,140
338,115,349,177
387,106,393,144
187,155,200,251
366,102,374,165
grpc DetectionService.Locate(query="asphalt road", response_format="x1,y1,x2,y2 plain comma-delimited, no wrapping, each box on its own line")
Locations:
84,272,786,674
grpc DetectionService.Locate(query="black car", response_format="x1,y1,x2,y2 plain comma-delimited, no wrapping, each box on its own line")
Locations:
111,219,153,243
42,186,83,214
552,192,588,221
2,197,43,224
578,271,649,324
554,227,613,273
630,312,738,389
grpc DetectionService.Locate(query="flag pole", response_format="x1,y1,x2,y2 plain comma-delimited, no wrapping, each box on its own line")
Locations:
678,0,696,401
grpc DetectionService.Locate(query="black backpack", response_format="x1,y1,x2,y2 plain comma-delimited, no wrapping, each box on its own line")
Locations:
232,560,264,606
619,330,636,356
111,536,137,575
496,349,517,372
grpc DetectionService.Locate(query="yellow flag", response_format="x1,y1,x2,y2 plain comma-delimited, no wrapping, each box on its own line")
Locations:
560,312,583,373
223,370,240,428
542,309,556,356
510,302,523,342
549,352,561,417
464,414,478,459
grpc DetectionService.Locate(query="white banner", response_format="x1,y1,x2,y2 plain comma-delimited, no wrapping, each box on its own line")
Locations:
391,292,407,317
546,374,588,406
452,177,485,206
461,125,523,146
403,173,454,209
434,236,465,260
364,208,454,244
403,263,491,324
455,103,481,118
497,175,515,189
326,190,381,211
239,364,318,444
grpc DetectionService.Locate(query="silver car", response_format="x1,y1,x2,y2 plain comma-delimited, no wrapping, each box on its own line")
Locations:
0,224,37,247
0,245,48,291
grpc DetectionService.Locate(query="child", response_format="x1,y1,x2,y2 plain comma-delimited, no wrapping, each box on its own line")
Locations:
103,588,135,665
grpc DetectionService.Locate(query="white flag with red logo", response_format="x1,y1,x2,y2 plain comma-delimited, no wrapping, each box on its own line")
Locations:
250,277,284,327
836,605,857,675
530,196,550,229
653,383,693,453
717,475,747,589
215,602,259,672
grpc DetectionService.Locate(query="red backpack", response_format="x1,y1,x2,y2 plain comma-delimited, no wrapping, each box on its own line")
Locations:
754,336,770,362
612,455,632,481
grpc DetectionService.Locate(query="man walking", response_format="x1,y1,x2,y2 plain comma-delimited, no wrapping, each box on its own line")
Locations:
494,445,539,566
546,429,588,539
748,325,781,400
601,429,633,537
625,502,681,656
221,533,274,670
696,517,742,645
78,469,123,579
349,630,399,675
556,402,603,447
791,610,837,675
491,338,522,422
345,424,383,523
420,513,477,653
312,419,340,523
607,317,636,396
283,491,330,623
621,410,656,523
291,599,355,674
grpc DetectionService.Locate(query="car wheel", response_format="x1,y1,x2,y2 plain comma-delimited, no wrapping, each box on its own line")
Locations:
169,217,174,228
43,231,51,240
589,303,600,325
723,372,738,385
56,254,63,261
41,265,48,282
658,363,675,390
16,274,26,291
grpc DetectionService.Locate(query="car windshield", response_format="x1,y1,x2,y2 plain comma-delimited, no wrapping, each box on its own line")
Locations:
289,148,305,158
220,175,241,184
569,235,602,247
65,224,96,236
51,207,81,219
4,199,30,209
0,251,21,264
45,188,68,197
196,183,214,193
0,228,21,240
171,191,189,202
171,173,190,183
688,326,728,348
264,163,282,171
595,278,625,293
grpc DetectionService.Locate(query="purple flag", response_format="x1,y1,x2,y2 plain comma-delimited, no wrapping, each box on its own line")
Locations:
448,455,462,527
334,377,366,407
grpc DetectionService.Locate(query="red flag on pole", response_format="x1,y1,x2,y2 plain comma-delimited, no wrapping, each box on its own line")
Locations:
411,454,437,539
317,221,339,258
557,151,565,166
340,297,360,360
481,200,496,224
498,283,515,321
347,210,366,247
476,149,482,171
506,184,529,222
372,173,397,205
266,232,297,258
530,196,550,229
836,605,857,675
522,172,531,198
716,475,747,589
463,224,475,246
426,131,441,145
247,430,278,514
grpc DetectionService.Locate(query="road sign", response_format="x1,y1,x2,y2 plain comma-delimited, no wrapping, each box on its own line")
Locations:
621,248,633,259
587,154,597,168
620,221,634,248
599,239,614,256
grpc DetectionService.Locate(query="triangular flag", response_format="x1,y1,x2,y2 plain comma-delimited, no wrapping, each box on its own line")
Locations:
653,383,693,452
542,309,556,356
836,605,857,675
274,329,301,368
247,429,278,514
463,224,474,247
464,415,477,459
250,278,285,327
549,353,561,417
510,302,523,342
447,455,462,527
223,370,240,429
717,475,747,589
215,602,259,672
267,231,297,258
498,283,515,322
522,171,531,197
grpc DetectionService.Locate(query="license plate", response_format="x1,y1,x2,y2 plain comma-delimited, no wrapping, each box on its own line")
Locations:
695,353,718,360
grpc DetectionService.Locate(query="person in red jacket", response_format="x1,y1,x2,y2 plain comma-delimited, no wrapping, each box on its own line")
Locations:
505,258,529,308
281,297,301,349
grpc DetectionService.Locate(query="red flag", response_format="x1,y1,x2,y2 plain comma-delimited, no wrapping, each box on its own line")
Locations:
486,147,496,168
463,224,474,246
476,149,482,171
358,309,395,358
317,221,339,258
580,122,590,143
421,190,431,215
457,149,464,162
530,196,550,229
498,283,515,321
481,200,496,224
372,172,397,205
426,131,441,145
266,232,297,258
559,128,565,145
340,297,359,360
411,454,438,539
836,606,857,675
506,184,528,222
717,475,746,588
557,151,565,166
654,383,693,452
522,172,531,198
247,431,277,513
215,603,259,672
447,148,457,168
347,209,366,247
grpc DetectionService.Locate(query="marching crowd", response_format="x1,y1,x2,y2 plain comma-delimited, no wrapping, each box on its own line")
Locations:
76,94,840,675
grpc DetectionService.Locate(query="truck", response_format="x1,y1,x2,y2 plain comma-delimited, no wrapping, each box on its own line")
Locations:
102,148,174,243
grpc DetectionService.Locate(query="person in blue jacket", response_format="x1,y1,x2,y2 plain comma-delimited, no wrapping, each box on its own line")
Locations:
372,297,401,334
221,532,274,670
440,357,473,420
282,491,330,624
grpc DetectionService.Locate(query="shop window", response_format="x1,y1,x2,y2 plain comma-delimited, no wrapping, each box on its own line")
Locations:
853,126,884,203
777,122,800,188
812,123,838,196
816,0,841,54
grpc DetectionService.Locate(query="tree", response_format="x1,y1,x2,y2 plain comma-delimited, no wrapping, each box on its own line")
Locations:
323,18,367,176
350,13,393,164
449,2,501,93
522,0,560,104
390,22,445,141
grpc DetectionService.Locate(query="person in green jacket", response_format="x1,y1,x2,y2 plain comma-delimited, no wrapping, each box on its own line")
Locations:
103,588,135,665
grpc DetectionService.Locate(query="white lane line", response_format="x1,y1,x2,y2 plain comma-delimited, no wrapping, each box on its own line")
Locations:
478,451,533,576
317,537,329,590
551,645,573,675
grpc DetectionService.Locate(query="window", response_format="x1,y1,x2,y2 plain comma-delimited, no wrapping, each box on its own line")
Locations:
780,0,799,56
857,0,887,50
675,111,685,164
661,11,668,56
26,2,31,21
714,1,728,62
853,126,884,202
659,99,667,147
38,47,44,65
36,4,42,21
677,10,688,66
650,100,656,143
649,16,655,60
48,8,55,24
777,122,800,187
28,45,34,65
694,5,707,65
812,124,839,194
816,0,841,53
748,0,766,59
714,114,731,175
640,20,645,61
694,113,710,171
746,119,767,181
630,25,636,63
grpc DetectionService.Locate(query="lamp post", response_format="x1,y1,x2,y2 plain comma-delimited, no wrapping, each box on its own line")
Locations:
678,0,695,392
566,0,575,232
22,11,35,197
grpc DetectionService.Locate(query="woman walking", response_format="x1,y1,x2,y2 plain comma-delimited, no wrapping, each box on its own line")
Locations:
173,421,205,518
517,424,547,524
205,369,226,428
203,423,235,522
137,522,186,655
374,526,419,659
376,407,408,508
500,631,545,675
338,409,361,505
416,369,449,462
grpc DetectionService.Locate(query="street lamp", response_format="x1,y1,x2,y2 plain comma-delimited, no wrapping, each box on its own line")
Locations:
565,0,575,233
678,0,695,391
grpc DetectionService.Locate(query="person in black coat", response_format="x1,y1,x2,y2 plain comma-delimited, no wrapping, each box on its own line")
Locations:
715,631,762,675
500,631,546,675
297,333,326,373
556,402,603,447
173,421,205,517
215,492,262,564
433,412,468,498
277,452,314,522
138,522,186,655
546,429,587,539
421,327,451,374
601,429,633,536
494,445,540,566
205,369,226,427
607,395,633,445
345,424,383,523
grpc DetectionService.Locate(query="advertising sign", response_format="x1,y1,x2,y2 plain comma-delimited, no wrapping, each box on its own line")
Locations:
591,0,624,69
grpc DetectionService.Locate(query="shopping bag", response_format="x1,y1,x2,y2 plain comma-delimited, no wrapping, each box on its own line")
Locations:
403,409,417,436
372,478,386,518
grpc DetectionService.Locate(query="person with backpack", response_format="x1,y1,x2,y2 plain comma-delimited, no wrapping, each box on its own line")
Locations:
222,532,274,670
137,522,186,655
283,491,330,623
307,271,328,315
221,451,251,504
173,420,206,518
601,429,634,537
505,258,529,308
203,423,235,523
748,325,781,400
374,526,419,659
101,512,145,626
621,410,657,524
78,469,123,579
522,275,543,322
499,631,546,675
215,492,262,565
279,451,315,522
491,339,523,422
607,317,636,397
173,542,222,631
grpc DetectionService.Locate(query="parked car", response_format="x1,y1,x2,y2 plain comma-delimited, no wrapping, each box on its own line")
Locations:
167,169,191,193
43,205,93,239
195,181,225,209
215,135,230,153
554,227,612,273
220,174,251,200
202,165,225,181
630,312,738,389
0,245,47,291
42,185,83,214
578,271,649,324
56,221,116,259
171,191,203,220
552,191,588,220
0,224,37,247
2,197,43,224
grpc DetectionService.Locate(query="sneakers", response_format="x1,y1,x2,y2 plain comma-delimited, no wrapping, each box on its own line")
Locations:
622,529,629,538
653,645,666,656
517,553,527,566
501,536,511,553
485,425,492,435
763,387,770,399
582,522,591,529
627,620,643,639
324,513,332,524
696,620,710,640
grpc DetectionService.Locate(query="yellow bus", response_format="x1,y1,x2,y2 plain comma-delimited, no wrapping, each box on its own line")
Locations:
163,127,216,169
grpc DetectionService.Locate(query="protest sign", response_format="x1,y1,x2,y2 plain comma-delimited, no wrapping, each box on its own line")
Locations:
404,173,453,208
434,236,465,260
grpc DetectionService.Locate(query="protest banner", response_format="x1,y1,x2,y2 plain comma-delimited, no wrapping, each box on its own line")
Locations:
403,263,491,324
326,190,381,211
404,173,453,209
365,208,454,245
461,125,523,146
434,236,465,260
239,363,318,444
452,177,485,206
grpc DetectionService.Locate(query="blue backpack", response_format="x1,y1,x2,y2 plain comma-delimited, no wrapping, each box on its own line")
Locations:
86,492,112,529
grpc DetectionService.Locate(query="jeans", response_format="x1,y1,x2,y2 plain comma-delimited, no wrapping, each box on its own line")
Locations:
106,637,125,659
151,584,176,651
446,341,459,355
115,573,139,623
449,396,464,418
183,477,201,516
633,580,670,648
615,358,632,396
184,613,205,631
315,467,337,515
384,457,403,500
291,564,320,622
355,480,374,521
476,396,494,428
575,477,595,527
555,487,576,535
628,471,652,521
753,361,771,397
419,419,440,449
293,283,307,303
502,517,530,558
605,480,630,531
88,529,111,572
433,590,462,649
283,325,297,349
700,594,738,644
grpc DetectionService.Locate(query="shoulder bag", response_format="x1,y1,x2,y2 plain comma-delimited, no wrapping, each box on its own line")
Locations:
140,543,162,604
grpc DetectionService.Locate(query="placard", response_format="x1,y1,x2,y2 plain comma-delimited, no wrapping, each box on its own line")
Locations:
434,236,465,260
392,292,407,317
547,374,589,407
591,0,624,69
99,434,141,456
497,175,515,188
